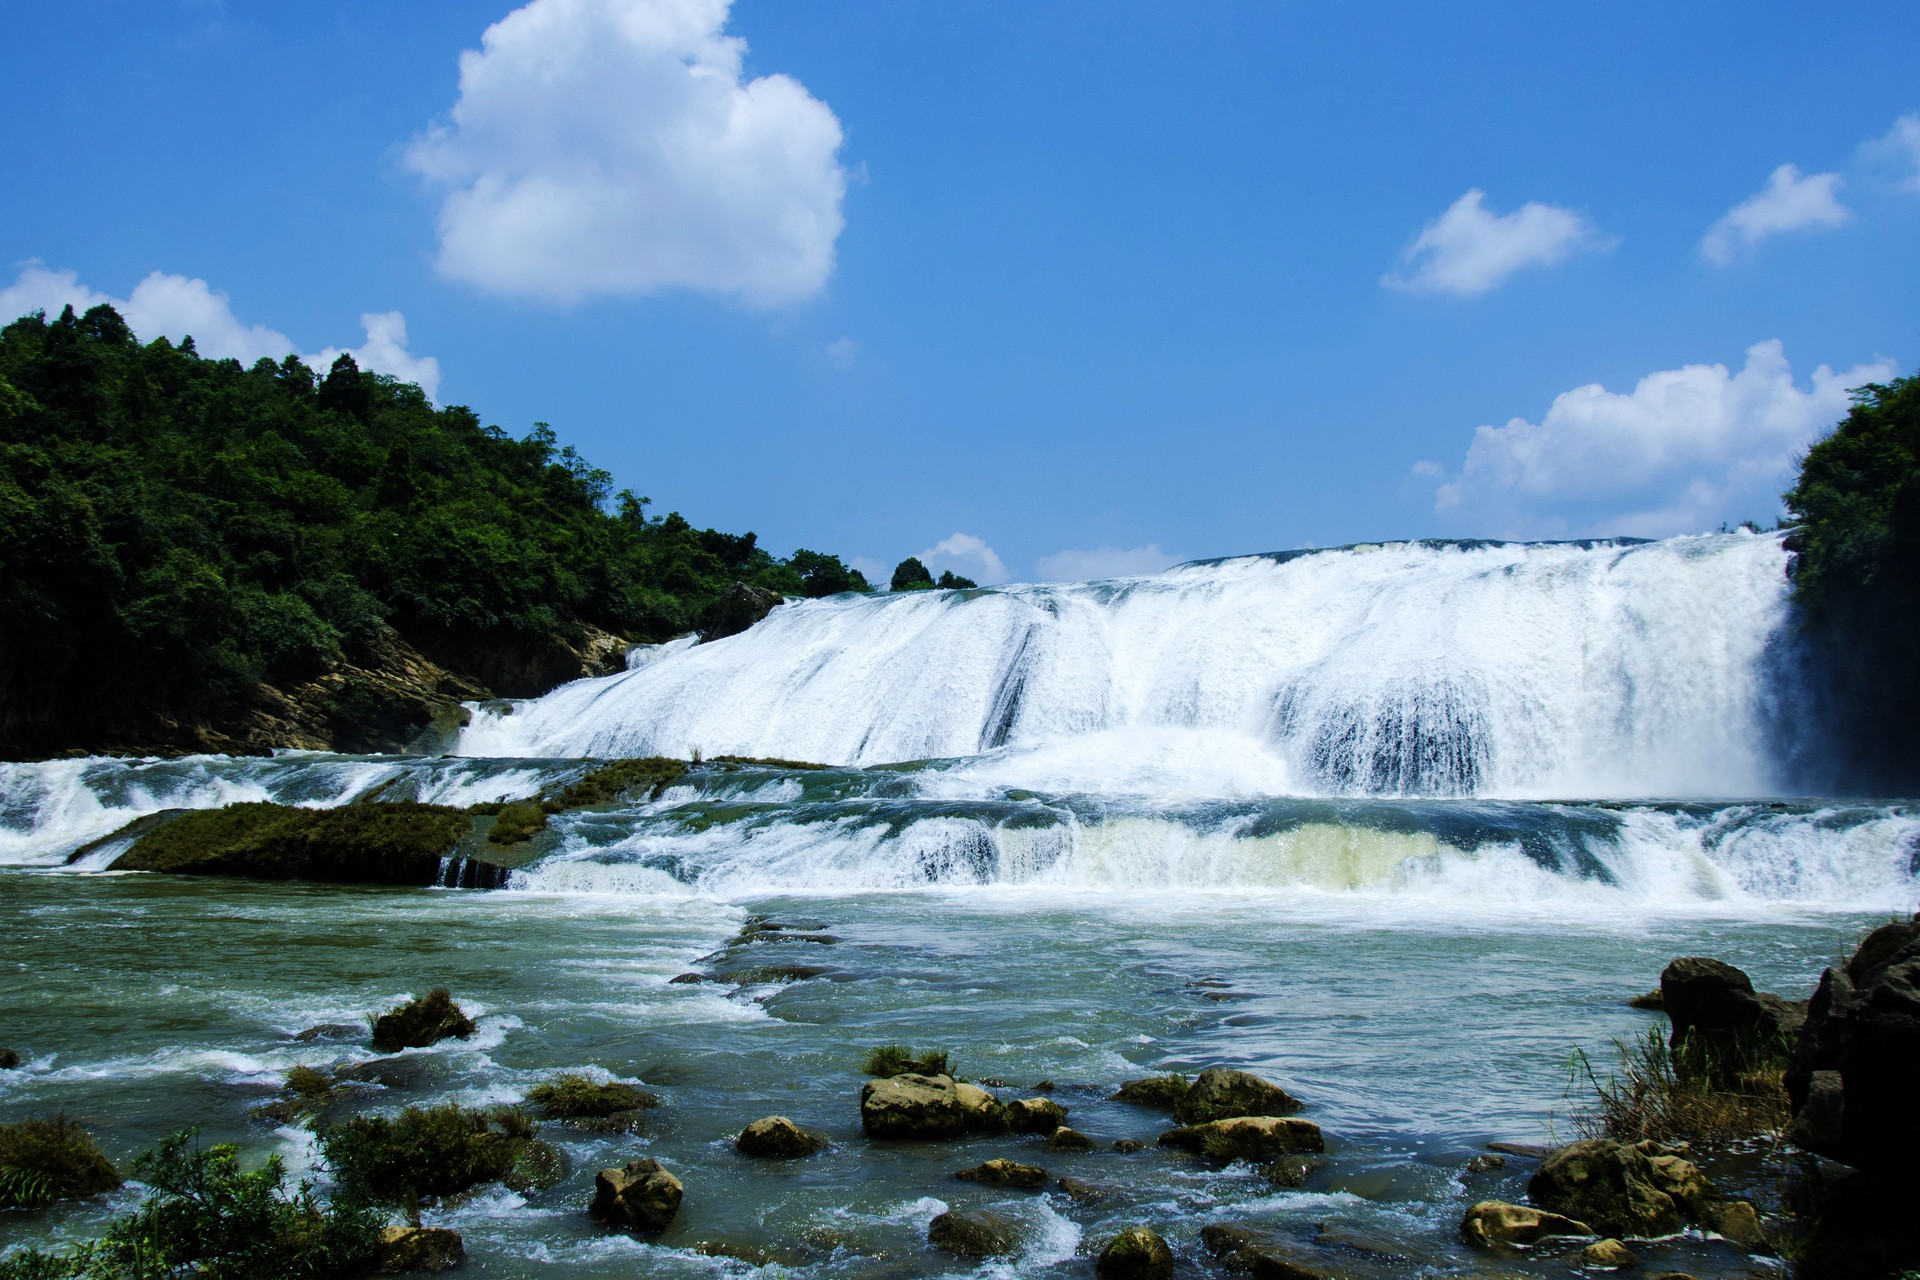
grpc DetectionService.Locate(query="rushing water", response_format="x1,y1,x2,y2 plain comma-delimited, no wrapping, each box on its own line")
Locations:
3,534,1917,1277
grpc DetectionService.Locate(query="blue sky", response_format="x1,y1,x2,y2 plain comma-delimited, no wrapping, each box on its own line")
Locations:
5,2,1918,584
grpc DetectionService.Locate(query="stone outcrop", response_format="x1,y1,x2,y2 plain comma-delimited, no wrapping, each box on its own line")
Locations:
371,990,476,1053
372,1226,465,1274
1095,1227,1173,1280
1526,1139,1683,1238
1173,1067,1303,1124
736,1116,824,1157
589,1158,683,1233
1459,1201,1592,1247
1006,1097,1068,1133
955,1082,1008,1130
1660,957,1805,1085
1158,1116,1324,1163
955,1158,1048,1189
928,1209,1018,1258
859,1073,968,1139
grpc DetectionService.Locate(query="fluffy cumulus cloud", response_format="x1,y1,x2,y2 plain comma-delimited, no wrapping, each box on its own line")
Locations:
0,264,440,399
1384,189,1608,297
915,533,1009,586
1036,545,1179,582
1700,164,1850,265
1433,340,1895,537
408,0,846,307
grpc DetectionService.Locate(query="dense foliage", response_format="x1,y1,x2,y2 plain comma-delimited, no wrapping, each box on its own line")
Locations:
1783,374,1920,790
0,303,868,755
889,557,975,591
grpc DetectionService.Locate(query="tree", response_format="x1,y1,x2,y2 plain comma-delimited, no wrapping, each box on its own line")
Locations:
890,557,935,591
936,570,976,589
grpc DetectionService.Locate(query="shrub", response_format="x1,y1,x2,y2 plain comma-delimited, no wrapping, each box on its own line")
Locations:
863,1045,951,1078
319,1103,534,1205
485,801,548,846
0,1131,381,1280
525,1073,659,1119
936,570,976,589
370,989,475,1053
1569,1026,1790,1146
0,1115,120,1209
889,558,935,592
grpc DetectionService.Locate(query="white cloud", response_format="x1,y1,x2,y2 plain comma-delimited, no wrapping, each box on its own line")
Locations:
915,532,1009,586
1701,164,1850,265
408,0,846,307
824,336,858,370
1,264,440,400
1861,112,1920,192
1384,189,1608,297
1433,340,1896,537
1036,545,1179,582
1408,460,1444,479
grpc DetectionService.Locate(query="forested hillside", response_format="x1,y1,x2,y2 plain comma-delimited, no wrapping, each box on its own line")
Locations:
0,303,867,758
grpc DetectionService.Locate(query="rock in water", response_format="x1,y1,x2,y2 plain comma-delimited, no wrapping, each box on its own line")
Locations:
954,1082,1009,1130
1158,1116,1324,1162
955,1158,1049,1188
1046,1125,1096,1151
590,1158,683,1233
371,990,475,1053
0,1049,18,1070
1660,957,1804,1085
1580,1238,1638,1268
928,1209,1018,1258
1700,1199,1765,1249
1112,1075,1191,1110
1006,1096,1069,1133
736,1116,824,1157
1527,1139,1683,1238
373,1227,464,1274
1173,1067,1303,1124
1462,1153,1506,1173
1198,1225,1337,1279
1459,1201,1593,1247
1095,1227,1174,1280
859,1073,968,1139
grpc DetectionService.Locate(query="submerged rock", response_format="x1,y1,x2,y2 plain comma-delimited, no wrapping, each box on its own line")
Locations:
1112,1138,1144,1153
371,989,475,1053
736,1116,824,1157
1174,1067,1303,1124
1459,1200,1592,1247
1580,1237,1637,1268
1258,1154,1325,1187
590,1158,683,1233
928,1209,1018,1258
1112,1075,1191,1110
1006,1096,1069,1133
1045,1125,1096,1151
293,1023,362,1043
1462,1153,1506,1174
1628,989,1666,1010
1159,1116,1324,1162
526,1074,660,1120
1199,1224,1336,1279
373,1226,464,1274
860,1072,968,1139
956,1158,1049,1188
1095,1227,1174,1280
1527,1139,1682,1238
1057,1176,1117,1203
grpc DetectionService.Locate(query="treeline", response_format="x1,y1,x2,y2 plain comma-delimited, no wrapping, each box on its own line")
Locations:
0,303,868,757
1784,372,1920,792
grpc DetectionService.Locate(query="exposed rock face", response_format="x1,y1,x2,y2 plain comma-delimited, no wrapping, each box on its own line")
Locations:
1526,1139,1683,1238
859,1073,968,1139
1112,1075,1191,1110
928,1209,1018,1258
1660,957,1805,1085
371,990,476,1053
1459,1201,1593,1247
736,1116,823,1157
955,1158,1048,1189
373,1226,465,1274
1158,1116,1324,1163
590,1158,683,1233
1095,1227,1174,1280
699,583,785,643
1174,1068,1303,1124
1045,1126,1095,1151
1006,1096,1069,1133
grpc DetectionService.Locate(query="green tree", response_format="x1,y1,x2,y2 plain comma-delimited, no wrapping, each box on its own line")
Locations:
890,556,935,591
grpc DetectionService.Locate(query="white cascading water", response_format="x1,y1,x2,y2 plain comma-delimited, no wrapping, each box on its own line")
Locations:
461,533,1800,799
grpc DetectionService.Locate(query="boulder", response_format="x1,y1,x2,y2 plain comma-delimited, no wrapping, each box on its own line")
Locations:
1112,1075,1191,1110
1095,1227,1174,1280
1112,1138,1144,1153
373,1226,464,1274
1174,1067,1303,1124
1057,1176,1116,1204
1645,1150,1712,1216
1580,1237,1637,1268
1198,1226,1335,1279
1462,1153,1506,1174
1788,1069,1844,1153
1527,1139,1682,1238
928,1209,1018,1258
1660,957,1804,1086
590,1158,683,1233
1006,1096,1068,1133
1158,1116,1324,1162
736,1116,823,1157
1459,1200,1593,1247
0,1049,18,1070
371,990,475,1053
1046,1126,1095,1151
1258,1155,1323,1187
955,1158,1048,1189
1698,1199,1764,1249
860,1073,967,1140
954,1082,1008,1130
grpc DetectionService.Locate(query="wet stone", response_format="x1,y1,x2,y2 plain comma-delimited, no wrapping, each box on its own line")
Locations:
928,1209,1018,1258
955,1158,1048,1189
1045,1125,1096,1151
1095,1227,1174,1280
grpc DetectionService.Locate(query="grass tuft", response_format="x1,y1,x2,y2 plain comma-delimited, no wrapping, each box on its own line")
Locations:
0,1115,121,1209
525,1074,659,1119
863,1045,951,1078
1569,1026,1790,1146
485,802,548,846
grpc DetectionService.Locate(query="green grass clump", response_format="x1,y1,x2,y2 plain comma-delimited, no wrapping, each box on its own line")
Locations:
285,1066,333,1099
0,1131,380,1280
545,757,689,809
319,1102,552,1205
711,755,831,771
1570,1026,1791,1147
111,802,470,885
863,1045,952,1078
485,801,549,846
0,1115,121,1209
526,1073,660,1119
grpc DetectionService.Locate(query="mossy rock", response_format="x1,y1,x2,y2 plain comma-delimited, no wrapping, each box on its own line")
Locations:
372,990,475,1053
1096,1227,1173,1280
1112,1074,1190,1110
1173,1067,1302,1124
0,1115,121,1208
111,801,470,885
863,1045,950,1078
526,1073,660,1119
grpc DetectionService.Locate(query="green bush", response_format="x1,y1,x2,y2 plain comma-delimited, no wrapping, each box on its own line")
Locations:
485,801,548,846
936,570,976,589
889,558,935,592
0,1115,120,1209
319,1102,540,1205
0,1131,381,1280
862,1045,951,1078
370,989,475,1053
